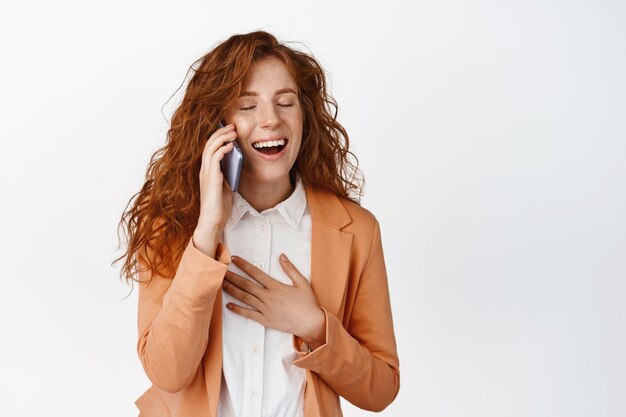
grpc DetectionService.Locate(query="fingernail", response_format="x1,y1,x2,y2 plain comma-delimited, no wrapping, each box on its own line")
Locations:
231,256,238,263
280,253,288,262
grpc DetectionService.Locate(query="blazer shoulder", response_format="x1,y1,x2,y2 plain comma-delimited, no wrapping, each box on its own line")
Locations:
336,195,378,236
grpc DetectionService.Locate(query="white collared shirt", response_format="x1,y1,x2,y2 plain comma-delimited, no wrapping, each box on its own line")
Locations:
218,172,311,417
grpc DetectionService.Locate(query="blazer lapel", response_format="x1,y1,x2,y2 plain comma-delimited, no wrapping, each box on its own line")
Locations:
297,184,354,417
304,184,354,319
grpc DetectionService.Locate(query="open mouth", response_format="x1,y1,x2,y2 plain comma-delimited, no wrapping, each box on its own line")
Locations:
253,139,288,155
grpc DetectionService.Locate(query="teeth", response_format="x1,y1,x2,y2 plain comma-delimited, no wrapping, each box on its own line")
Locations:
253,139,286,149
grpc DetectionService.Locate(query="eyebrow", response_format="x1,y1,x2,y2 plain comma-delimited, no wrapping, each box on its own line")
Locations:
239,88,298,97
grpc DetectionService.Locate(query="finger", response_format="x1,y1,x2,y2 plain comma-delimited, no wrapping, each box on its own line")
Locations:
204,128,236,156
212,141,235,162
279,253,308,287
207,123,235,145
224,270,266,296
205,131,237,160
226,301,265,324
202,131,237,167
201,135,236,180
208,141,237,182
230,256,275,288
222,280,264,311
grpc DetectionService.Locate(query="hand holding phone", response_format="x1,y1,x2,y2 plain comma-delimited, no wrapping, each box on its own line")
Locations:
194,121,239,246
217,121,243,192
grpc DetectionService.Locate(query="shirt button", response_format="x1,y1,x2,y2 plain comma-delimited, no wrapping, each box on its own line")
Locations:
259,222,266,230
257,262,264,270
251,389,257,397
252,346,259,354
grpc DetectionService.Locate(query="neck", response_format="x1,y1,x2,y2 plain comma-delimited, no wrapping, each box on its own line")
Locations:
237,171,295,212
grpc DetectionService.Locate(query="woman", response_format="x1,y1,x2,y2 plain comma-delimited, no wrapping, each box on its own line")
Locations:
115,31,400,417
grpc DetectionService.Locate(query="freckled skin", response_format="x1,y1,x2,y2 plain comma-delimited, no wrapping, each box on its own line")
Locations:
223,56,304,213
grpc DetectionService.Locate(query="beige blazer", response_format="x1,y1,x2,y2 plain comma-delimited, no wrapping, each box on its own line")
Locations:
134,184,400,417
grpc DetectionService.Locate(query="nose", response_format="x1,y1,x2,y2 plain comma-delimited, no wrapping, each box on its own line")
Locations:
258,103,281,129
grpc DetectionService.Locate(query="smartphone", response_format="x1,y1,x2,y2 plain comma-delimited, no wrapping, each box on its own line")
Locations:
217,121,243,192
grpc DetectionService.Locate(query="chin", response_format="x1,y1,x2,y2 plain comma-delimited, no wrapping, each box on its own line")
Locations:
245,164,293,183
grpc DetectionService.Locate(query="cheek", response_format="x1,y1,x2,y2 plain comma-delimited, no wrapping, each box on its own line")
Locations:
231,120,253,139
288,110,304,132
289,137,302,155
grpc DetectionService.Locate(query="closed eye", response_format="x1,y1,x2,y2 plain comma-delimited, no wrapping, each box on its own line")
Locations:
240,104,294,111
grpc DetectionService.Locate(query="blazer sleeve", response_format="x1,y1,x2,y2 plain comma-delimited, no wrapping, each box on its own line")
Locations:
136,236,231,393
292,218,400,411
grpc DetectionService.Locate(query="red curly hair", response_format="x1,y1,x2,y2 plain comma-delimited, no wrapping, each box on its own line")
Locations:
112,30,364,290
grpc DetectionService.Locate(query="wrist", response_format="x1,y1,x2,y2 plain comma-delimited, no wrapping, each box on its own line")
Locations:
195,220,224,236
301,307,326,351
192,227,223,259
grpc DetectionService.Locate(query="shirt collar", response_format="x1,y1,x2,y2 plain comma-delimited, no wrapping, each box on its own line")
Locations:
225,172,307,231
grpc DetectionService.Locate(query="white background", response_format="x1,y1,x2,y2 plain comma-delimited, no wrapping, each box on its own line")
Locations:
1,1,625,416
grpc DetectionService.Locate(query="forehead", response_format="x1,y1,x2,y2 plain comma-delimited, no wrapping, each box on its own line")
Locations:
241,56,297,92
